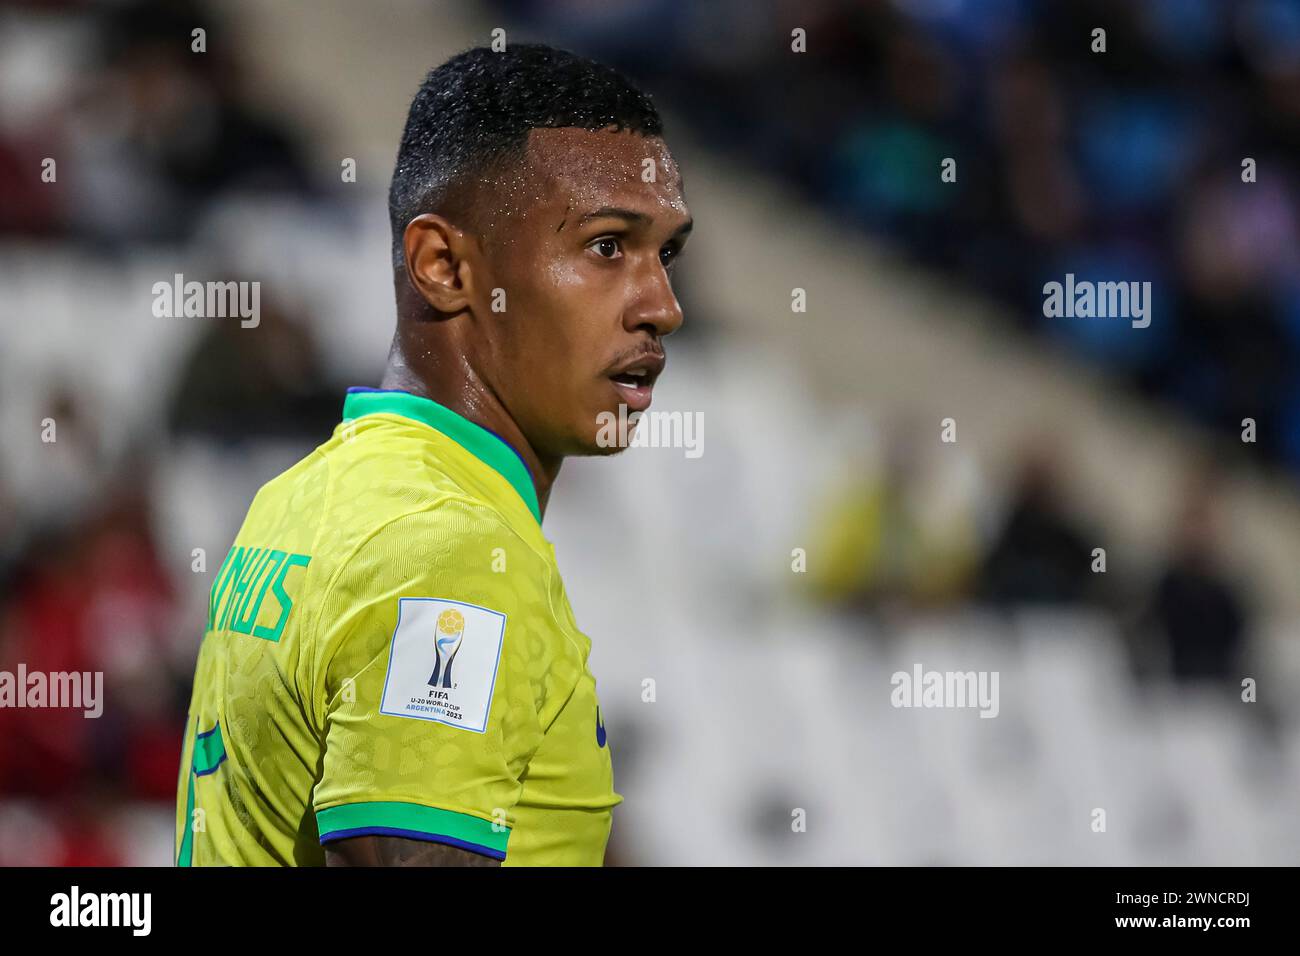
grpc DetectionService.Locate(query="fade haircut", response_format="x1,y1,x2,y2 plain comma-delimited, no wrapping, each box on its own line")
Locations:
388,43,663,270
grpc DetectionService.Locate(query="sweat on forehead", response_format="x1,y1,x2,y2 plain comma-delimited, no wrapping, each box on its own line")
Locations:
516,127,682,214
460,133,686,251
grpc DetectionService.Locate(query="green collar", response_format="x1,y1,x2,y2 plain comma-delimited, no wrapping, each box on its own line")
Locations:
341,388,542,524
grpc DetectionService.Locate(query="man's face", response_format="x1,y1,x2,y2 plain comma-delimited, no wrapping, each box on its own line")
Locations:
470,127,692,459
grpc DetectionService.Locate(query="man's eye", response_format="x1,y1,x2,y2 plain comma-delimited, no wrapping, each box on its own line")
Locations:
660,244,680,267
590,237,621,258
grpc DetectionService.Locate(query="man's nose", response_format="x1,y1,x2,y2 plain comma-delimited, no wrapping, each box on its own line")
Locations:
624,263,684,338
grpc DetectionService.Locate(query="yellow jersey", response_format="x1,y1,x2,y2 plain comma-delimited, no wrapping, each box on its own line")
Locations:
175,387,621,865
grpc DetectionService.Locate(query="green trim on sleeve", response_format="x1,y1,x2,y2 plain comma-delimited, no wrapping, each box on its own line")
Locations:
316,801,510,856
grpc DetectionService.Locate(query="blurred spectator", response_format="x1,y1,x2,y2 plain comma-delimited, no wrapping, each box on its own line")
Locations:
0,478,19,596
807,423,980,613
25,384,111,537
1139,470,1249,684
977,439,1103,607
168,297,341,443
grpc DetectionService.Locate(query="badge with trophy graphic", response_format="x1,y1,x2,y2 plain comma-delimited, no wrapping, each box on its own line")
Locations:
380,598,506,732
428,608,465,688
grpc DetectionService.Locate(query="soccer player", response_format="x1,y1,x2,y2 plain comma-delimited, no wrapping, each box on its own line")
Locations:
174,44,691,866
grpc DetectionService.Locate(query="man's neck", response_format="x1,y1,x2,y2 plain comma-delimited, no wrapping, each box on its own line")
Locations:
378,357,559,518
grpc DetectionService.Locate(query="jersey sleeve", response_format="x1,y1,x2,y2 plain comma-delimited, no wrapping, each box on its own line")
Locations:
310,497,569,860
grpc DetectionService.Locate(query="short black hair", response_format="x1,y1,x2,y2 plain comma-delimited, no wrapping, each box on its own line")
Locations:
388,43,664,269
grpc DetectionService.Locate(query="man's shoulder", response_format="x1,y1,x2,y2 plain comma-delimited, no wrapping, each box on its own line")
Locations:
238,422,566,646
317,418,540,547
321,493,557,618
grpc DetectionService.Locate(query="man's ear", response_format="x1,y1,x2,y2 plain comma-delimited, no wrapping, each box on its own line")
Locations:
402,213,476,314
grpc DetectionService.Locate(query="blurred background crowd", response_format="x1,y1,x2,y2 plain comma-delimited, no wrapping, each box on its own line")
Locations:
2,0,1299,865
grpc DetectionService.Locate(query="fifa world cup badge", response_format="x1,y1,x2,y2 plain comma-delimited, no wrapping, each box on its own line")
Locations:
381,598,506,733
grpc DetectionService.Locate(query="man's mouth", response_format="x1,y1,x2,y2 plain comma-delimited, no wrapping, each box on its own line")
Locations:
607,352,665,413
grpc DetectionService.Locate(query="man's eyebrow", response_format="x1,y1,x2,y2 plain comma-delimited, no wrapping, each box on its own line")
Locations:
574,206,694,237
575,206,651,227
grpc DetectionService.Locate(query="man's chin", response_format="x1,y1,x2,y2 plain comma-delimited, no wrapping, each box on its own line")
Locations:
584,440,632,458
568,406,644,457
